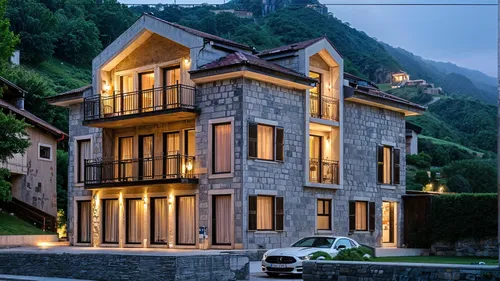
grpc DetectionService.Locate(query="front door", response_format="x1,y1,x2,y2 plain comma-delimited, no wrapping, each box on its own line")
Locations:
139,135,154,180
309,135,322,183
176,195,196,245
163,132,180,178
212,195,232,246
382,202,397,247
118,137,133,181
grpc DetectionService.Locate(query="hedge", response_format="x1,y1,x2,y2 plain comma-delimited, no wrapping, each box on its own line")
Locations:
431,193,497,242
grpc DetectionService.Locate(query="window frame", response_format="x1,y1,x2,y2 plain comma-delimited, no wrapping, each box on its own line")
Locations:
349,201,376,233
76,138,92,184
316,199,332,231
76,200,92,244
102,199,119,244
125,198,143,245
38,143,52,161
208,117,234,178
248,122,284,162
150,196,168,245
248,195,284,232
377,145,401,185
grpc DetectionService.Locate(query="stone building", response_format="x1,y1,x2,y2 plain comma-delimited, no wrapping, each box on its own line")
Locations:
0,76,66,231
47,14,424,250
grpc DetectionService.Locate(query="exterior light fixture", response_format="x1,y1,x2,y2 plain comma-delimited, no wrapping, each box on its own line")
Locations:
184,58,191,65
103,84,111,92
186,161,193,171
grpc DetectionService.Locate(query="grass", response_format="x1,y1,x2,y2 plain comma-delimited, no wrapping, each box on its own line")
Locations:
377,83,392,91
419,135,484,157
0,212,49,235
373,256,498,266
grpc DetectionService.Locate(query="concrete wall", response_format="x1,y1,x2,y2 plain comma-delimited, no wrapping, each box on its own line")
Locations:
303,261,500,281
341,101,406,247
0,234,58,246
10,126,58,217
0,253,249,281
432,237,499,258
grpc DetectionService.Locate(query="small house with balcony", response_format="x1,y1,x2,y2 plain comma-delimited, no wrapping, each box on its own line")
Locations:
48,14,425,251
0,76,66,232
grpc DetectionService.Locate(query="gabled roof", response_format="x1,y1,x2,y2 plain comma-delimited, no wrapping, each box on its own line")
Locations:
0,76,27,95
144,14,253,52
45,85,90,106
192,52,315,83
257,36,342,58
0,99,66,137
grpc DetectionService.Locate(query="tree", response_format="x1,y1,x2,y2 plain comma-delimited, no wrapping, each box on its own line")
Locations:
56,17,102,65
442,159,497,193
446,175,472,193
414,170,429,187
0,0,18,67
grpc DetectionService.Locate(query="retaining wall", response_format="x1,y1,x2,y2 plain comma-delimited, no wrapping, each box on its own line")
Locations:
0,253,249,281
432,238,498,258
303,260,500,281
0,234,58,246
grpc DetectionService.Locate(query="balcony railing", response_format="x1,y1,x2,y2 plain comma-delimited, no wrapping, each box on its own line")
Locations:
310,94,339,122
84,153,196,186
309,158,339,185
83,84,196,121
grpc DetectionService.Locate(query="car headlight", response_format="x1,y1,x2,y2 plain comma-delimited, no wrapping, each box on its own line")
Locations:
298,254,313,260
262,251,271,261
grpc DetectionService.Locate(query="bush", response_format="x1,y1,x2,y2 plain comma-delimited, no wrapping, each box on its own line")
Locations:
310,246,373,261
441,159,497,193
415,170,429,186
446,175,472,193
431,193,497,242
310,251,333,261
407,152,432,169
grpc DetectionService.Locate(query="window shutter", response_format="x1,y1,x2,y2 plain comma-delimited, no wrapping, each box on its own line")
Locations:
248,122,258,158
377,146,384,184
348,201,355,233
275,127,284,161
275,197,284,231
369,202,376,232
393,148,401,184
248,195,257,231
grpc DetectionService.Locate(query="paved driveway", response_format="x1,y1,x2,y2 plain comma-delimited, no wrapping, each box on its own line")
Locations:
250,261,302,281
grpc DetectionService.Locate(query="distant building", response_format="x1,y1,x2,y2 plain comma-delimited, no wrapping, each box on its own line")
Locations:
212,9,253,18
306,3,328,15
405,122,422,155
10,50,20,66
0,76,66,232
391,71,410,88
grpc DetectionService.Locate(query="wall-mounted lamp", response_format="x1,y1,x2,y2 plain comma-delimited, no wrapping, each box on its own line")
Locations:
168,195,173,205
186,161,193,171
184,58,191,66
103,84,111,92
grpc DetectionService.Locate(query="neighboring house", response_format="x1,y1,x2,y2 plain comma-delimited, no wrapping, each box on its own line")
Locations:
47,14,424,250
0,76,66,231
391,70,410,88
212,9,253,18
405,122,422,155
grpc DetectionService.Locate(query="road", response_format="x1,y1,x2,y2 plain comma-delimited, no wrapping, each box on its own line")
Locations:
250,261,302,281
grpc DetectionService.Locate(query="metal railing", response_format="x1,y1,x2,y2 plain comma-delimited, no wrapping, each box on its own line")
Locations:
84,153,196,186
83,83,196,121
309,158,339,185
310,94,339,121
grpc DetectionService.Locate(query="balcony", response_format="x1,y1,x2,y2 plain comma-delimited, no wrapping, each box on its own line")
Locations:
83,84,198,128
310,94,339,122
84,153,198,188
309,158,339,185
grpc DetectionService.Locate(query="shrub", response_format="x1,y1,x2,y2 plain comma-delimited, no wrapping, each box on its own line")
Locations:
441,159,497,193
446,175,472,193
310,246,373,261
407,152,432,169
415,170,429,186
431,193,497,242
310,251,333,260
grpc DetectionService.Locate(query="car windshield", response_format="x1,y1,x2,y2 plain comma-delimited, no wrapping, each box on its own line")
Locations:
291,237,335,248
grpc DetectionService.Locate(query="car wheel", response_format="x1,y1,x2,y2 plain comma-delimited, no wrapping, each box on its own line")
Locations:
266,272,280,277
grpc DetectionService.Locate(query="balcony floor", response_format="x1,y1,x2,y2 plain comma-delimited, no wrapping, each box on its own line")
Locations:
83,108,198,128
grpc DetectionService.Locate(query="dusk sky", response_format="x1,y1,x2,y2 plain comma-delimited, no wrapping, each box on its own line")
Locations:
120,0,498,77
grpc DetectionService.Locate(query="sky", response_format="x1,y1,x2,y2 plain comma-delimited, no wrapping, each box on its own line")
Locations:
120,0,498,77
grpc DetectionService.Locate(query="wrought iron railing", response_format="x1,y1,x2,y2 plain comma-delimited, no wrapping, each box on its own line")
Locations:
83,83,196,121
309,158,339,185
310,94,339,121
84,153,196,186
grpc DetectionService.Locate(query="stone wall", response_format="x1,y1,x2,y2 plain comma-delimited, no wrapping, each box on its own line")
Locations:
0,253,249,281
340,101,406,247
302,260,500,281
432,238,499,258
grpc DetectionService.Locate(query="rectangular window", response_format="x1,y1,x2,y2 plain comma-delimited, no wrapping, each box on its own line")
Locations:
377,146,401,185
212,123,231,174
38,143,52,161
150,197,168,244
349,201,376,233
139,135,154,180
118,137,133,181
77,201,91,243
77,139,91,183
126,198,144,244
248,195,284,231
248,123,284,162
102,199,119,244
317,199,331,230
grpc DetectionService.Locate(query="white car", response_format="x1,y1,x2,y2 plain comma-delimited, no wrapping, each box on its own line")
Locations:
261,236,360,277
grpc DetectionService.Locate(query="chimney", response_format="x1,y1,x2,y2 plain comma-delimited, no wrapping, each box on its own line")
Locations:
16,97,24,110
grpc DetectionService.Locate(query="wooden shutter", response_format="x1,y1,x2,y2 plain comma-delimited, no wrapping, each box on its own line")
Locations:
348,201,355,233
377,146,384,184
275,197,284,231
369,202,376,232
275,127,284,161
393,148,400,184
248,122,257,158
248,195,257,231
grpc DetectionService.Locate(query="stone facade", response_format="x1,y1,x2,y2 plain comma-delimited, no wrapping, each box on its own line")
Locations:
432,238,499,258
302,260,500,281
0,253,249,281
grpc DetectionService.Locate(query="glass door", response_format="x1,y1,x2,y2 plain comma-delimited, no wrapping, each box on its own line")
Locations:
176,195,196,245
118,137,133,181
309,135,322,183
163,66,181,108
212,195,232,246
163,132,180,178
139,71,155,112
382,202,397,246
119,74,134,115
139,135,154,180
309,71,322,118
